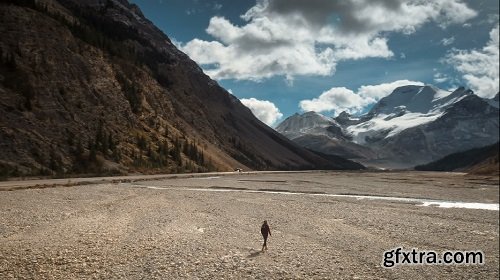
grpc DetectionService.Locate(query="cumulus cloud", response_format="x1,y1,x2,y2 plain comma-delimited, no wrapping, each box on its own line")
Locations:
299,80,424,115
357,80,424,100
445,25,499,98
182,16,336,81
181,0,476,81
299,87,370,114
240,98,283,126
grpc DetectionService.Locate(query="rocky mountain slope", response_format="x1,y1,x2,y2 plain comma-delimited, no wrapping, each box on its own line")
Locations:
415,142,499,175
0,0,362,178
276,112,375,160
277,86,499,168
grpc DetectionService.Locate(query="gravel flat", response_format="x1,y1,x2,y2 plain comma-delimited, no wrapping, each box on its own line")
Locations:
0,171,498,279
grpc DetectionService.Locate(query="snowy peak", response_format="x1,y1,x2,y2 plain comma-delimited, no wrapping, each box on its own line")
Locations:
444,93,497,116
276,111,346,140
346,86,476,145
431,87,473,110
301,111,335,123
275,85,499,169
335,111,365,126
277,111,334,132
277,86,480,146
368,85,472,116
368,85,434,115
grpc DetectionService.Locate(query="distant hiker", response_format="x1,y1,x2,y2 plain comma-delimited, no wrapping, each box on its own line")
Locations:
261,220,271,251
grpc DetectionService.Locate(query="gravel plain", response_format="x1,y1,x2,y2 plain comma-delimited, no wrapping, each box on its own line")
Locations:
0,171,498,279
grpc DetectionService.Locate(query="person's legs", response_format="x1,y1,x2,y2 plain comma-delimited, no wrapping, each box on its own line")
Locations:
262,234,268,251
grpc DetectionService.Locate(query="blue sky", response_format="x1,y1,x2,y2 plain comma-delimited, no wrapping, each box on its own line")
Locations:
130,0,499,126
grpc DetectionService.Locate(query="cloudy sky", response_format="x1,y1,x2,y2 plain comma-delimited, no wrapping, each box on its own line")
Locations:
130,0,499,126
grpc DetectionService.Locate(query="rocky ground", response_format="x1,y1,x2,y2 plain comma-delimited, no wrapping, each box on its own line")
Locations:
0,171,498,279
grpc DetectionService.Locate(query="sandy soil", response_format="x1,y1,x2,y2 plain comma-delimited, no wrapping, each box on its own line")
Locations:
0,171,498,279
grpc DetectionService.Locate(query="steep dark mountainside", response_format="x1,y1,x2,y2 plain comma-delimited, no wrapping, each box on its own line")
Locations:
0,0,361,177
415,142,499,175
277,86,499,169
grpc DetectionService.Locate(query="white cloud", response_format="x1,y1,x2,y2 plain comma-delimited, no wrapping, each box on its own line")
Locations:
440,36,455,46
181,16,336,81
445,25,499,98
180,0,476,81
299,87,369,114
357,80,425,101
240,98,283,126
299,80,424,115
433,72,449,83
170,37,182,49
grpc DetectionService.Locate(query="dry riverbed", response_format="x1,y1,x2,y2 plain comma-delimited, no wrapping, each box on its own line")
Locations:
0,171,498,279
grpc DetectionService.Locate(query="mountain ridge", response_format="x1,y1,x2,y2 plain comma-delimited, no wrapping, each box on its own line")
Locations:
276,85,499,168
415,142,499,175
0,0,362,178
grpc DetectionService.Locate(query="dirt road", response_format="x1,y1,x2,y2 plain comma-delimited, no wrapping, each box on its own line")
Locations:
0,171,498,279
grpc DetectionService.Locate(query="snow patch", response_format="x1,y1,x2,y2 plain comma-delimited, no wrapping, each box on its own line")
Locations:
137,185,499,211
347,112,443,144
433,89,453,100
420,201,499,210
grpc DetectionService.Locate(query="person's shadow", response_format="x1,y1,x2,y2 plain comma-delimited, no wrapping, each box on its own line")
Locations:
247,250,263,258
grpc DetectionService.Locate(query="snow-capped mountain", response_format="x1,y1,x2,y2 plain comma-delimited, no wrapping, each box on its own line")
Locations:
346,86,473,145
367,85,471,115
276,111,348,141
276,112,374,160
276,85,499,168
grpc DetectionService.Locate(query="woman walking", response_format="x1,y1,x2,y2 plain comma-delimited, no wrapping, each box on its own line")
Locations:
261,220,271,252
